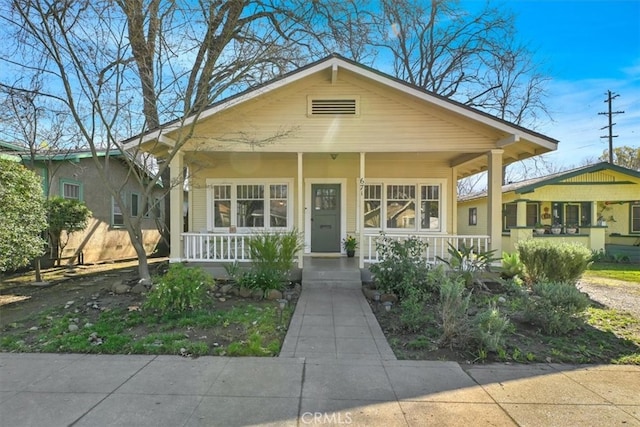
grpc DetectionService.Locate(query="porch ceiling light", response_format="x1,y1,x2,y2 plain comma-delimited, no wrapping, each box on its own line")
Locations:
330,153,339,160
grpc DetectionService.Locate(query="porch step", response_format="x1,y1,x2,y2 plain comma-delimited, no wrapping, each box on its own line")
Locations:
302,269,361,283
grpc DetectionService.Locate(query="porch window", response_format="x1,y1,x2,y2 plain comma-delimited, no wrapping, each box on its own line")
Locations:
269,185,288,227
237,184,264,227
364,184,381,228
213,185,231,227
387,185,415,229
420,185,439,229
208,180,291,230
631,203,640,233
363,182,442,232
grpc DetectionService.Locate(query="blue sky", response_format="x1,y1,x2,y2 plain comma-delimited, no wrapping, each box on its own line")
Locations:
500,0,640,167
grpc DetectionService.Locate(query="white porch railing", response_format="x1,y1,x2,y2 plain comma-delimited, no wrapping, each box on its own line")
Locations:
182,232,490,264
183,233,252,262
363,233,491,264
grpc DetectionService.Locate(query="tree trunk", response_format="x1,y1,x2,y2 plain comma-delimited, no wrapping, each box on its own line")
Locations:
131,236,151,281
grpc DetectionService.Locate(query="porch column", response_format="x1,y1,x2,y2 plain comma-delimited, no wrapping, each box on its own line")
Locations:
591,201,598,226
359,152,365,269
169,152,184,263
297,153,304,269
451,166,458,234
487,149,504,256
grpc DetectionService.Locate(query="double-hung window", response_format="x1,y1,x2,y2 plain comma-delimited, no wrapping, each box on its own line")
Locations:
363,181,443,232
208,180,291,231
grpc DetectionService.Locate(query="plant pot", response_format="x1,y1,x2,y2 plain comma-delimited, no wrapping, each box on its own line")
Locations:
551,228,561,235
535,228,546,235
346,250,355,258
566,228,577,234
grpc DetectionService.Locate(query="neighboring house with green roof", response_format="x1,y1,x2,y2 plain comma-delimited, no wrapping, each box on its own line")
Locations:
0,141,163,265
457,162,640,262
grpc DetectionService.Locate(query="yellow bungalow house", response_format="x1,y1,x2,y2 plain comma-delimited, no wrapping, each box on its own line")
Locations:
125,54,558,268
457,162,640,262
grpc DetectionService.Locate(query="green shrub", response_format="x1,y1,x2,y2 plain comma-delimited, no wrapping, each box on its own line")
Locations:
473,304,511,352
437,243,498,287
501,251,524,279
399,286,430,332
247,230,303,293
517,240,592,284
438,276,471,348
523,280,590,335
369,233,432,299
144,264,213,313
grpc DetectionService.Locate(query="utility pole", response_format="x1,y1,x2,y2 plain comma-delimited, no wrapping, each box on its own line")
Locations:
598,90,624,163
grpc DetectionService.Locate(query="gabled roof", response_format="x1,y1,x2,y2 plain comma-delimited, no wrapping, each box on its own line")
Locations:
459,162,640,202
123,53,558,151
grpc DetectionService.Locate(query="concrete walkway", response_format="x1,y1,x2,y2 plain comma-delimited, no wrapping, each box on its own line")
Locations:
279,257,395,360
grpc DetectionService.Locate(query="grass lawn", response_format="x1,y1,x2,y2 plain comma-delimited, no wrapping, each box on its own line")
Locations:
584,263,640,283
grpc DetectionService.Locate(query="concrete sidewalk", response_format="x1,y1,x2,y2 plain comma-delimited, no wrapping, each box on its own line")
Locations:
1,353,639,426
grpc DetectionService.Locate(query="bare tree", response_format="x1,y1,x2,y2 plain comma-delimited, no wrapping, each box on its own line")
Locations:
1,0,359,281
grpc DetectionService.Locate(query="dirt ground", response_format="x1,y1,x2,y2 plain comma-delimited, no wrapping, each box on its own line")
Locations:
0,259,168,329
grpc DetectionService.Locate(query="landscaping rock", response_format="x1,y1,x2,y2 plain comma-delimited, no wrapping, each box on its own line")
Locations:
112,283,130,294
252,289,264,300
380,293,398,303
293,283,302,293
68,324,79,332
239,287,252,298
130,283,147,294
220,284,234,294
64,301,75,309
266,289,283,300
362,287,377,300
498,296,507,304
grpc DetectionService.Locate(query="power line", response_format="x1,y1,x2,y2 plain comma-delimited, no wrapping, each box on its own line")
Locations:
598,90,624,163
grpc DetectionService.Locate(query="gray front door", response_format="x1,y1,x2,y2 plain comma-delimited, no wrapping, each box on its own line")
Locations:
311,184,341,252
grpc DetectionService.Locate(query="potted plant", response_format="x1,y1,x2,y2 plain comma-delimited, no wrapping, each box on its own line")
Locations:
534,222,546,235
566,223,578,234
342,235,358,257
551,223,562,235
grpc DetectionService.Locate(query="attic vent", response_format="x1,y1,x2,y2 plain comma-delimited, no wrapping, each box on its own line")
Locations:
309,97,359,116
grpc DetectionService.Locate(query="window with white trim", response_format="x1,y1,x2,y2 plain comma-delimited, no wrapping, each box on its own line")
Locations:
364,184,381,228
208,180,291,230
363,182,442,232
420,185,439,229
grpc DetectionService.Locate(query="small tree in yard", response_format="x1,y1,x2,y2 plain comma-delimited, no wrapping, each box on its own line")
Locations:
0,159,47,273
45,197,92,266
